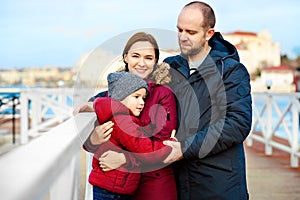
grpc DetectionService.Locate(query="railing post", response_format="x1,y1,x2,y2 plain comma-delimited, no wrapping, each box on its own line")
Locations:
12,96,16,144
246,126,253,147
246,134,253,146
291,95,299,168
246,94,255,147
31,93,42,136
246,95,254,146
20,92,29,144
265,92,273,155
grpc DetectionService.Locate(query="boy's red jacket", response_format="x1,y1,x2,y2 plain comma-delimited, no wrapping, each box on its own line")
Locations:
88,97,172,194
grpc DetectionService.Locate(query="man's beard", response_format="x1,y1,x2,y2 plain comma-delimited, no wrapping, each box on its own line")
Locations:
180,45,204,60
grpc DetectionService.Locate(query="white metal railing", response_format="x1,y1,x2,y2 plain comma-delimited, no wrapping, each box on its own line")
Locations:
20,88,74,144
247,92,300,167
0,112,96,200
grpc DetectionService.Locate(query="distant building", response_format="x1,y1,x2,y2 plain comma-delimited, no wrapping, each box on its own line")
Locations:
223,30,281,76
0,69,21,85
0,67,76,87
251,65,297,92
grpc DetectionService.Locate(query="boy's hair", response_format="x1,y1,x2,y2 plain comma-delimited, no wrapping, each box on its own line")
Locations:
107,72,148,101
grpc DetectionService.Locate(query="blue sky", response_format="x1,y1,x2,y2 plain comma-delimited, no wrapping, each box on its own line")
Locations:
1,0,299,69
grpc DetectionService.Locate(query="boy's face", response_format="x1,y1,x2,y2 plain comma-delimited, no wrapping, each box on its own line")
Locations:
120,88,147,116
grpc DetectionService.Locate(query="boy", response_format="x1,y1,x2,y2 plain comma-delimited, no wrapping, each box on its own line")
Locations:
89,71,173,200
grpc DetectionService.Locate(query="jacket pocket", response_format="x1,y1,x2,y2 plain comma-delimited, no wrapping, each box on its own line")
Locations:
196,156,232,172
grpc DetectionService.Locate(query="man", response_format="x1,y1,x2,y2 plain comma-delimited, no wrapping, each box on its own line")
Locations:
163,1,252,199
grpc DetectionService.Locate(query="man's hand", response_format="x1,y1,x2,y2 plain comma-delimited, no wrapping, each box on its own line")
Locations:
163,140,183,163
73,102,94,115
99,150,126,171
90,121,114,145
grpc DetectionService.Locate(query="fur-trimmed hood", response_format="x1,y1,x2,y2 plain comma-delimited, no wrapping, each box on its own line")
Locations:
149,62,172,85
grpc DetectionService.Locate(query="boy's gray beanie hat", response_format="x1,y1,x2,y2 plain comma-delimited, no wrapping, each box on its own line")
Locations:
107,71,148,101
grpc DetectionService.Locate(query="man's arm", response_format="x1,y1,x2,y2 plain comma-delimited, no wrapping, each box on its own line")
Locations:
164,62,252,162
183,62,252,159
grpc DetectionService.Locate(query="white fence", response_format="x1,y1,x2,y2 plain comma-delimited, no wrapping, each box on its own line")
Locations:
0,112,96,200
247,92,300,167
19,88,74,144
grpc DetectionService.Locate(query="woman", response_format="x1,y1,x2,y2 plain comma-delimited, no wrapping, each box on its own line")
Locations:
83,32,178,200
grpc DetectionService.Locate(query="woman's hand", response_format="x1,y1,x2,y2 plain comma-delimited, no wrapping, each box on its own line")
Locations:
163,140,183,163
99,150,126,171
90,121,114,145
73,102,94,115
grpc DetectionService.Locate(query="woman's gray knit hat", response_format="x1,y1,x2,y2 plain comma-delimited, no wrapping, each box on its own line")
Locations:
107,71,148,101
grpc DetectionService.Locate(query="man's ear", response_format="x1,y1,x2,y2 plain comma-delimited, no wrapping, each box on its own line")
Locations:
206,28,215,41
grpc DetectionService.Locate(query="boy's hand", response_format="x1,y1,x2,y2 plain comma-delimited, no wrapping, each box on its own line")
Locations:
90,121,114,145
73,102,94,115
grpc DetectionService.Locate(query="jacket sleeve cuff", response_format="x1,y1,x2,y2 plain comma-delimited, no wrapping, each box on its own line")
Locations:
180,134,199,160
82,135,101,153
181,140,192,159
122,151,141,172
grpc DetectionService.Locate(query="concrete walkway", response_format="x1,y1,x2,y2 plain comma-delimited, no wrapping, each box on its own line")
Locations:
245,142,300,200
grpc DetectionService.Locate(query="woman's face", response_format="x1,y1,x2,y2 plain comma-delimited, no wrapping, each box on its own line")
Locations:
124,41,157,80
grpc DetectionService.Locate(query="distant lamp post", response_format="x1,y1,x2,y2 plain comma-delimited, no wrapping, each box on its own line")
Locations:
57,80,65,88
266,79,272,90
